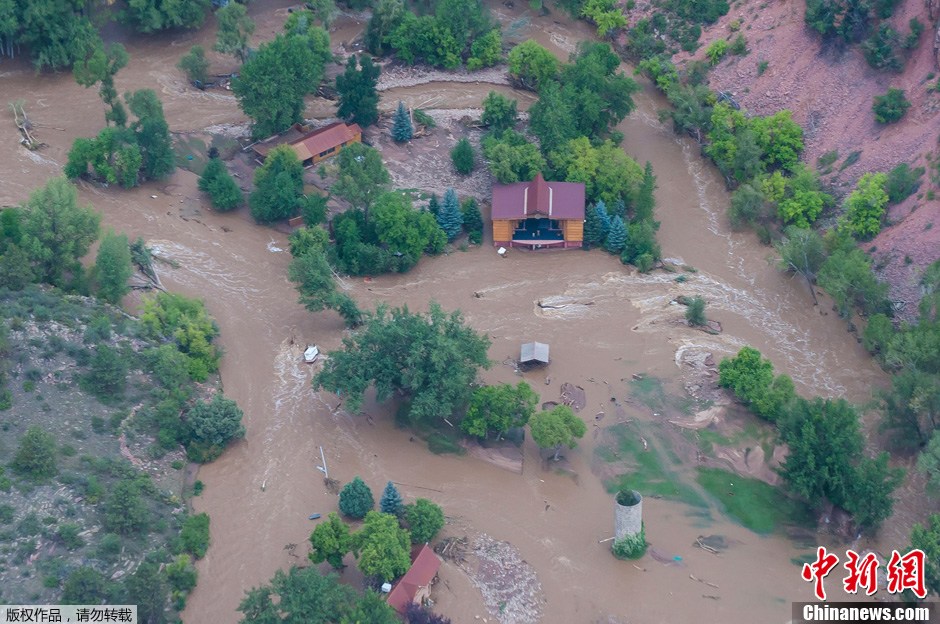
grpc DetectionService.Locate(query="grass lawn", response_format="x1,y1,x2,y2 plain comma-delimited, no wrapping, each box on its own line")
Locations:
696,467,813,534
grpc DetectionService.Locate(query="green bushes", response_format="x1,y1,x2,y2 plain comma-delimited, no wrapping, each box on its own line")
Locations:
139,292,220,381
705,39,728,64
184,394,246,463
404,498,445,544
12,426,58,480
180,513,210,559
718,347,796,422
199,158,243,211
885,163,924,204
872,88,910,124
451,138,475,175
101,478,149,535
611,526,647,559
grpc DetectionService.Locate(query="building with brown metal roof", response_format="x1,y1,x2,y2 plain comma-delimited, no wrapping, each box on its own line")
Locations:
250,122,362,167
386,544,442,615
491,173,585,250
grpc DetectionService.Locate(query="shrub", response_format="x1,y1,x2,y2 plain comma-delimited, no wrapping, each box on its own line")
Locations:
338,477,374,519
0,503,14,523
706,39,729,64
83,344,128,399
12,426,58,480
62,566,113,604
57,523,85,550
96,533,122,561
405,498,445,544
885,163,924,204
730,34,748,55
611,526,647,559
183,394,245,463
181,513,210,559
872,88,910,124
451,139,475,175
199,158,244,211
685,297,707,326
102,479,148,536
178,45,210,84
165,554,198,593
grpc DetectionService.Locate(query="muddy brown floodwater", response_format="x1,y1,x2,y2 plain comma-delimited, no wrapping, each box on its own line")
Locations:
0,2,902,623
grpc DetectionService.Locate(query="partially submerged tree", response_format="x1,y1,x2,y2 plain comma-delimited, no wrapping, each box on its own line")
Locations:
309,512,352,570
215,2,255,63
352,511,412,582
339,477,375,520
185,394,246,463
74,42,129,126
199,158,243,212
336,54,381,127
177,45,210,85
404,498,445,544
685,296,707,326
530,405,587,461
314,303,491,427
249,145,304,223
461,382,538,439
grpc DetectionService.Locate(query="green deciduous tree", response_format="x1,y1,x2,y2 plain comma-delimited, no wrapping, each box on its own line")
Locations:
372,191,446,267
185,394,245,463
380,481,404,516
339,476,375,519
94,230,132,304
528,79,577,155
392,101,413,142
10,0,102,71
718,346,795,422
332,143,391,212
309,512,352,569
62,566,113,605
12,425,57,480
776,226,828,302
21,177,100,287
622,219,661,268
910,514,940,596
845,452,904,530
233,32,330,139
548,137,643,205
102,478,148,535
126,89,176,181
365,0,406,55
74,42,129,127
139,292,220,381
882,369,940,448
199,157,244,211
436,188,463,240
0,244,35,290
817,247,889,318
314,303,491,426
530,404,587,460
404,498,444,544
124,0,210,33
843,172,889,239
461,382,539,439
685,296,707,326
507,40,559,90
215,2,255,62
634,161,656,223
177,45,209,85
84,343,128,399
352,511,412,582
181,513,210,558
467,28,502,70
238,567,363,624
250,145,305,223
451,138,475,175
873,87,910,123
288,249,363,327
336,54,381,127
481,92,518,133
481,130,545,183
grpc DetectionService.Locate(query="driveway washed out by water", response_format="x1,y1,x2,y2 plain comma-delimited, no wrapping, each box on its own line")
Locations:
0,1,893,622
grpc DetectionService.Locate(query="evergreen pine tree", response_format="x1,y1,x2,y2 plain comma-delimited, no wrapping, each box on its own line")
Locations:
461,198,484,244
584,201,611,248
391,101,413,142
605,216,628,254
335,54,381,127
436,188,464,240
634,161,656,222
379,481,404,516
610,198,627,219
427,193,440,216
451,138,475,175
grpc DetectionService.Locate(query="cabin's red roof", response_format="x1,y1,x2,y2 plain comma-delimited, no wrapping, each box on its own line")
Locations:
290,122,361,161
386,544,441,614
491,172,585,220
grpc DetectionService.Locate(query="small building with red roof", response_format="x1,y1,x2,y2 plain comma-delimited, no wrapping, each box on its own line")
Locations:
250,122,362,167
386,544,442,615
491,172,585,250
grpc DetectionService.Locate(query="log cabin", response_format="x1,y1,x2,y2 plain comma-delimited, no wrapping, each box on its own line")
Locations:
491,173,585,250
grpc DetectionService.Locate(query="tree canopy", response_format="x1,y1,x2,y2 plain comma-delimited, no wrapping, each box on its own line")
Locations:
20,177,101,287
530,405,587,460
336,54,381,127
249,145,305,223
404,498,445,544
332,143,391,212
123,0,210,33
184,394,246,463
314,303,491,426
215,2,255,63
309,512,352,570
233,31,331,139
351,511,412,582
94,230,133,304
461,382,539,439
718,346,795,422
339,476,375,519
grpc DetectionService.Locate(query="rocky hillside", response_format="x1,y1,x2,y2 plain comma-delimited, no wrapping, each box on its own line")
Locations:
625,0,940,314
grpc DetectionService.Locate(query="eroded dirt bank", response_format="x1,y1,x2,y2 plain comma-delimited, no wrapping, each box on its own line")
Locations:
0,2,902,623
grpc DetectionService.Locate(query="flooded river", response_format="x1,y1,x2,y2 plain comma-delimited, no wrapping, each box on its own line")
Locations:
0,2,898,622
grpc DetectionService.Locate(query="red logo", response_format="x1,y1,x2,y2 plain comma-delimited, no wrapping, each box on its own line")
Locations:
802,548,928,600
